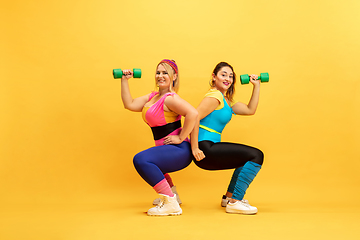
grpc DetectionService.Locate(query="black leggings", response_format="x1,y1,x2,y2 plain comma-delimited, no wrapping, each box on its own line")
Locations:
194,141,264,170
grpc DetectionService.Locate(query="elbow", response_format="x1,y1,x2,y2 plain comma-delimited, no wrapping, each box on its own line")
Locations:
241,111,255,116
184,109,198,123
190,109,199,120
185,108,198,118
246,107,257,116
123,104,130,110
193,109,199,118
123,104,134,111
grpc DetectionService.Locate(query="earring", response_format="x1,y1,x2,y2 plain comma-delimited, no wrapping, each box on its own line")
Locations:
209,79,214,87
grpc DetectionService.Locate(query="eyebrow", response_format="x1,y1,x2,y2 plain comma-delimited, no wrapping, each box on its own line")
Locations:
221,70,233,75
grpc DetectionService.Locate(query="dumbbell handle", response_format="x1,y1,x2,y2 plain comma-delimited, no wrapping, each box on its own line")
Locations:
243,74,266,79
113,68,141,79
120,70,132,76
240,72,269,84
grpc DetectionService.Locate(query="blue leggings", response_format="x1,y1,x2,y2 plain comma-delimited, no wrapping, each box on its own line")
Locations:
133,141,192,187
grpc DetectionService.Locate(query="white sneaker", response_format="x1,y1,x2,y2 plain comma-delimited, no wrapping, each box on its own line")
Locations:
225,200,258,214
221,195,249,207
221,195,231,207
147,194,182,216
153,186,182,205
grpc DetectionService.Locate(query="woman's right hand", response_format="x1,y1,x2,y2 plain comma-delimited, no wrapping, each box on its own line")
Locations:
249,74,260,87
121,69,133,80
192,148,205,161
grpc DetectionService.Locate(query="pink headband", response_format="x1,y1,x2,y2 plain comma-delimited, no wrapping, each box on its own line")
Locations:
159,59,178,74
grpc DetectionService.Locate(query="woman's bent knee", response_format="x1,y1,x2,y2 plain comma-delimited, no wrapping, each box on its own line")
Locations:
133,152,146,169
252,148,264,165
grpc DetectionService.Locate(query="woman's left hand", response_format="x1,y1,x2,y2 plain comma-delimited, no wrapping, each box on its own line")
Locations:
163,135,182,145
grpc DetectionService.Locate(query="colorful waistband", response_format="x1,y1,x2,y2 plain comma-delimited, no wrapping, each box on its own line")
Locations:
199,124,221,135
151,120,182,140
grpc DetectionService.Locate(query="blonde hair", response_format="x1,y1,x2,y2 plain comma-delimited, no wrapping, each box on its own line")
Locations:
155,61,179,93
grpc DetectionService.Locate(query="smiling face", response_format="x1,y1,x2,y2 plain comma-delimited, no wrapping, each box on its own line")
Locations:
155,63,178,92
156,64,172,90
212,66,234,94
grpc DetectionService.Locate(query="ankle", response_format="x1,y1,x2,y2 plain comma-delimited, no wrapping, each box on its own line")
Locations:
229,198,240,204
225,192,233,198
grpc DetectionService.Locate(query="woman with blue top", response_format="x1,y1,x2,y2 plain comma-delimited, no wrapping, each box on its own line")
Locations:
191,62,264,214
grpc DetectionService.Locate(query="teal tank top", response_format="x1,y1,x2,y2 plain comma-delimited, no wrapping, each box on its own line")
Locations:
198,90,234,143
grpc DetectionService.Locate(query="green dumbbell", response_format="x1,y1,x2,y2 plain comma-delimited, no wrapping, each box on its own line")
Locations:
113,68,142,79
240,72,269,85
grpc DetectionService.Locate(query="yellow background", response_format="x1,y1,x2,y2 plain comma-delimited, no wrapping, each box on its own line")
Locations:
1,0,359,239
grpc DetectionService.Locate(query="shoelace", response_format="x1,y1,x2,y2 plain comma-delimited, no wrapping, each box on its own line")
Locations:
156,198,165,208
240,200,251,207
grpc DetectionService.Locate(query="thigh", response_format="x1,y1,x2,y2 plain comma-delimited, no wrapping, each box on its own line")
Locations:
136,141,192,174
197,141,262,170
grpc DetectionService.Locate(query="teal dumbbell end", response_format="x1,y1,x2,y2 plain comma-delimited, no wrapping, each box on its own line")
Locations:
113,68,142,79
240,72,269,84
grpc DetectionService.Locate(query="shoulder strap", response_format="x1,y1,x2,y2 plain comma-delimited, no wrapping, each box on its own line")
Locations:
148,91,159,101
158,92,175,104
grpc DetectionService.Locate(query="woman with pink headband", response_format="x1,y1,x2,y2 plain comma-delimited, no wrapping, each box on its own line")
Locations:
121,59,197,216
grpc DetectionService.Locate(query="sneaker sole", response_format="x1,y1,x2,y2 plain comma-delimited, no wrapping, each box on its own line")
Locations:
153,202,182,206
225,208,257,215
147,210,182,216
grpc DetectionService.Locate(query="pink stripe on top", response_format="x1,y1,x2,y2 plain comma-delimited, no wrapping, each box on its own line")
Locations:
143,92,180,127
142,92,189,146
